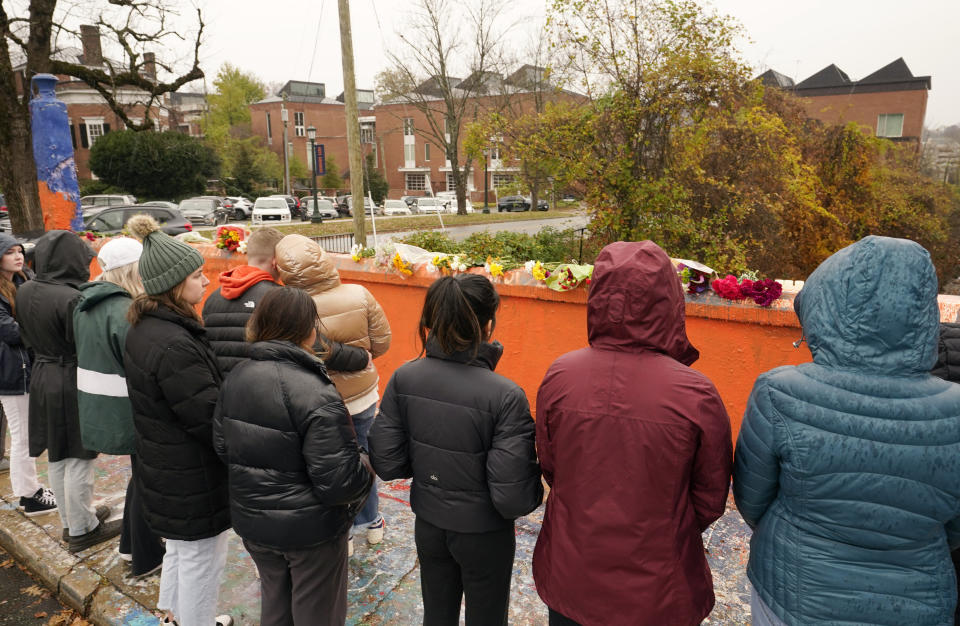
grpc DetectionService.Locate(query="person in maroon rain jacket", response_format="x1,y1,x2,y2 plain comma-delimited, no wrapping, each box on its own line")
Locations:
532,241,733,626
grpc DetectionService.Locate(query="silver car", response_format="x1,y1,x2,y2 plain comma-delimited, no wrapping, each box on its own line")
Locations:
301,197,339,220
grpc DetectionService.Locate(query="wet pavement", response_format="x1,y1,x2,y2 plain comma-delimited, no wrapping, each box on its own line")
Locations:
0,447,752,625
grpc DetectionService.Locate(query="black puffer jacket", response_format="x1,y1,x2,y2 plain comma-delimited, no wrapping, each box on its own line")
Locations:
124,306,229,541
16,231,96,461
202,279,369,375
0,270,33,395
933,322,960,381
369,338,543,533
213,340,373,550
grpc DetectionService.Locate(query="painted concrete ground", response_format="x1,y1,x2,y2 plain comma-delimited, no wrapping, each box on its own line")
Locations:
0,447,752,625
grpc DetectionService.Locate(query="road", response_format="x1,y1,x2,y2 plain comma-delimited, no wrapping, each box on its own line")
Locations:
367,214,590,245
0,545,75,625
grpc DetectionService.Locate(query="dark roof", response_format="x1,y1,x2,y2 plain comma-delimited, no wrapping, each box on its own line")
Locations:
858,57,926,85
279,80,326,101
335,89,376,110
757,69,795,89
794,64,852,90
414,75,462,98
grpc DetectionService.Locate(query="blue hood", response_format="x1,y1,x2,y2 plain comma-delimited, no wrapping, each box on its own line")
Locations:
794,235,939,375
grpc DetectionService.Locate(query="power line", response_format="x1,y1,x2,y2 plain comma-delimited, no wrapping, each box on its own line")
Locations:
306,0,327,85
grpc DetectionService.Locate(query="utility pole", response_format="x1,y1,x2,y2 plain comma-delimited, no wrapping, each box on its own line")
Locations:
281,94,290,196
338,0,366,246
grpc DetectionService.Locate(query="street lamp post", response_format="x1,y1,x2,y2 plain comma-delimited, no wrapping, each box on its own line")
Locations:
482,147,490,213
308,126,323,224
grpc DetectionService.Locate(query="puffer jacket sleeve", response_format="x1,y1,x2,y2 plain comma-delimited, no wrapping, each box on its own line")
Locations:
364,288,392,358
0,300,22,345
157,339,221,446
733,377,780,529
932,323,960,382
535,369,557,487
212,395,228,462
368,371,412,480
486,386,544,519
300,397,373,506
690,388,733,531
322,337,369,372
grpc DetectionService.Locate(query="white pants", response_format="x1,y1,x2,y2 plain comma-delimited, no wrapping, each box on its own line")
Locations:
158,530,230,626
47,457,97,536
0,395,40,498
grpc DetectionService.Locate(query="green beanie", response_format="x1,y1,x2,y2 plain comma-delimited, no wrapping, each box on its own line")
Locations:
127,214,204,295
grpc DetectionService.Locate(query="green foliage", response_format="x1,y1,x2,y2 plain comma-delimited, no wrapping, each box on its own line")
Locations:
363,154,389,204
89,130,220,199
78,179,123,197
201,64,266,144
321,155,343,190
399,231,460,253
289,155,308,181
225,138,281,195
399,227,590,263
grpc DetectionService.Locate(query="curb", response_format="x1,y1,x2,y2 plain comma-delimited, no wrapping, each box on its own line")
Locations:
0,496,159,625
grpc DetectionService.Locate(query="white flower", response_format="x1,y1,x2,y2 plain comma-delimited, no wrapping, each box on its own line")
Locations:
238,240,247,254
524,260,535,273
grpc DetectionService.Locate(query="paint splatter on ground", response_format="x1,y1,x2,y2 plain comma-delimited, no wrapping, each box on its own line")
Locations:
1,448,752,624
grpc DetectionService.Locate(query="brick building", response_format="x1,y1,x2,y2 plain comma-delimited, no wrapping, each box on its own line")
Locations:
759,58,931,144
248,81,376,194
12,25,208,180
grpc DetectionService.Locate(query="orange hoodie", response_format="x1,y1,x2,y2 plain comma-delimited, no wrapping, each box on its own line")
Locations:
218,265,277,300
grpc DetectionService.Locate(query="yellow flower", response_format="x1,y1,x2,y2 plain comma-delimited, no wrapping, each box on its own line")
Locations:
485,257,504,278
392,252,413,276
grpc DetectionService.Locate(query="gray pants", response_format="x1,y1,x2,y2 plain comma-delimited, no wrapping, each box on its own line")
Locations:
47,457,97,536
243,535,349,626
750,583,788,626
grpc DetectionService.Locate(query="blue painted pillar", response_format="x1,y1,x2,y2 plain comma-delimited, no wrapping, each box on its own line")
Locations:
30,74,83,231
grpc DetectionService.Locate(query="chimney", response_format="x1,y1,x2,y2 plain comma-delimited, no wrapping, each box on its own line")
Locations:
79,25,103,67
143,52,156,81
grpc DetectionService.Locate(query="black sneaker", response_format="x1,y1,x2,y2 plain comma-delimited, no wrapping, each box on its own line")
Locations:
19,488,57,517
68,519,122,553
62,505,110,541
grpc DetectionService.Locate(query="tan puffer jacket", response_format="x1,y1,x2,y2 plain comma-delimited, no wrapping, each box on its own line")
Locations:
275,235,391,413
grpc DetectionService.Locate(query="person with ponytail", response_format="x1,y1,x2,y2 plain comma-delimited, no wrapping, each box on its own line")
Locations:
368,274,543,626
122,215,233,626
74,236,164,577
0,233,57,517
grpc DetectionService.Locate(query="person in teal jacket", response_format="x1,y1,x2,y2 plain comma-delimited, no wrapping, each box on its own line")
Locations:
733,235,960,626
74,237,164,576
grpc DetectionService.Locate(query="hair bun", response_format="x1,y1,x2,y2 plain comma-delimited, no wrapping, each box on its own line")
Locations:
126,214,161,240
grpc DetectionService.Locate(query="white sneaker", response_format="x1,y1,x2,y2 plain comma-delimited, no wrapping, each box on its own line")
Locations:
215,616,233,626
348,535,354,558
366,515,385,545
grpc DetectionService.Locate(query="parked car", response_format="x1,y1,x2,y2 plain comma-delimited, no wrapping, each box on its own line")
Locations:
83,205,191,236
300,197,339,220
400,195,420,208
179,197,228,227
0,193,6,217
252,196,292,224
436,191,474,213
335,194,352,216
139,201,179,211
415,197,447,214
270,194,302,220
497,195,530,212
80,194,138,209
381,199,412,216
347,196,377,217
223,196,254,219
526,196,549,211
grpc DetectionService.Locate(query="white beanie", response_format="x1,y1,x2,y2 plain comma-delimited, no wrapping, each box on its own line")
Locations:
97,237,143,272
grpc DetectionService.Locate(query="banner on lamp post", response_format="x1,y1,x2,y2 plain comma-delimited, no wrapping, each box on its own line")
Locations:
314,144,326,176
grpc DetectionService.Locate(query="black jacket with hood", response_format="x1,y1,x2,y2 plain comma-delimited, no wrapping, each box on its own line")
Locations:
16,231,96,461
213,340,372,550
368,337,543,533
124,305,230,541
0,265,34,396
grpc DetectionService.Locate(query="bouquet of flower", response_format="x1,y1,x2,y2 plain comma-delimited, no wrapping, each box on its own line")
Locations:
350,243,376,262
391,251,414,276
484,257,505,278
524,260,550,282
675,259,713,295
215,226,244,253
76,231,102,242
545,263,593,291
431,254,468,273
711,274,783,307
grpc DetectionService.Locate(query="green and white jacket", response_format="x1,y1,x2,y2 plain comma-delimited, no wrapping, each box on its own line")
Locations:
73,281,136,455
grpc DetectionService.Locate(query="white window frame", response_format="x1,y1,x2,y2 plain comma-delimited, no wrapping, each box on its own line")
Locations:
403,118,414,136
404,144,416,166
425,143,431,161
492,173,515,189
294,111,305,137
445,172,457,192
360,123,375,144
84,117,105,146
405,173,426,190
877,113,904,138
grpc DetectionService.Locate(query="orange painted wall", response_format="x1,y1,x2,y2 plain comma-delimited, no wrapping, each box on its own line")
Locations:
89,242,960,443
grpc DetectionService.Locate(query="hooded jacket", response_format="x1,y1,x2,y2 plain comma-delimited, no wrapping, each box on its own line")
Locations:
202,265,370,375
733,236,960,626
532,241,732,626
213,340,372,550
73,281,136,455
275,235,391,414
369,338,543,533
124,305,229,540
16,231,97,461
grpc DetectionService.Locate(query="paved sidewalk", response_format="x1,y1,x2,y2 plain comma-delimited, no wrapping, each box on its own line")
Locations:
0,449,752,625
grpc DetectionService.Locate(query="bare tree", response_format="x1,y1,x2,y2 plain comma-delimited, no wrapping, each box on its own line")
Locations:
0,0,204,236
376,0,508,215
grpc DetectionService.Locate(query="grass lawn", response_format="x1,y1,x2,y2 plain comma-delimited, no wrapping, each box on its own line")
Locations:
200,209,578,237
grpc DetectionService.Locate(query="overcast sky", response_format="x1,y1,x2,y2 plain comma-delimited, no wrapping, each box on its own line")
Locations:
177,0,957,127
